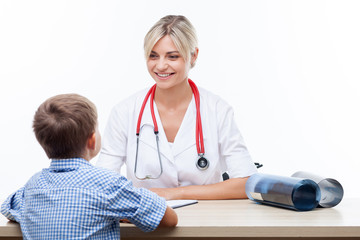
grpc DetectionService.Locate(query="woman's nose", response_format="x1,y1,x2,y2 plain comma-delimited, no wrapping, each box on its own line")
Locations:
156,57,168,71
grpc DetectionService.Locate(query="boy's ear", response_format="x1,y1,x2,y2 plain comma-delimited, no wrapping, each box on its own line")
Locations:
87,132,96,150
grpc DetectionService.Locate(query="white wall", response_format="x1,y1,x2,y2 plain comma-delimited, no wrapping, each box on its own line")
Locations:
1,0,359,199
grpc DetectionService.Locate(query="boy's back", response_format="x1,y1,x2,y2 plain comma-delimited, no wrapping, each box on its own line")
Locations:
3,158,167,239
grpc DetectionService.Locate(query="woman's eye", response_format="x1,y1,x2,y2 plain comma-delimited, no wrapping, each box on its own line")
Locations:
149,54,158,59
168,55,179,60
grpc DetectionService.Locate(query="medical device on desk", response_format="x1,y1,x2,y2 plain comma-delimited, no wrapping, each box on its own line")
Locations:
245,172,343,211
291,171,344,208
246,173,321,211
134,79,209,180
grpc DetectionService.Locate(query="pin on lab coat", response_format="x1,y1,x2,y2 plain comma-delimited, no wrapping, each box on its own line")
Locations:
97,87,257,189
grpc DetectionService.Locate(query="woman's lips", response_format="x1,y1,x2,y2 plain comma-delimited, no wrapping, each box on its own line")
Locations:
155,72,174,80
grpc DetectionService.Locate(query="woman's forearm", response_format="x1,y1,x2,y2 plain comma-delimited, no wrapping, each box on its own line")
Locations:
150,177,249,200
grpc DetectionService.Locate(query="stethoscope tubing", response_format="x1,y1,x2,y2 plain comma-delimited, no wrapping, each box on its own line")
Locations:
189,79,205,156
136,85,158,135
134,79,208,180
137,79,205,156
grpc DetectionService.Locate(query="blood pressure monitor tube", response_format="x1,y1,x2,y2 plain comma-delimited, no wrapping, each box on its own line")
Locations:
245,173,320,211
291,171,344,208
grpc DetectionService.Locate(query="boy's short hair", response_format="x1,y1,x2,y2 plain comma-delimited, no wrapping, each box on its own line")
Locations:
33,93,97,159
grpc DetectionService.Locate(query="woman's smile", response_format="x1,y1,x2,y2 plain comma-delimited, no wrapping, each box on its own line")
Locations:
155,72,175,80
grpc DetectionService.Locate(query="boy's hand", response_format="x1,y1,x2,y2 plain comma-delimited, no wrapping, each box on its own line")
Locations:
158,206,178,227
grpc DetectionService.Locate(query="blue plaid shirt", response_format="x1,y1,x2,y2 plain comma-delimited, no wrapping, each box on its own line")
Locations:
1,158,167,239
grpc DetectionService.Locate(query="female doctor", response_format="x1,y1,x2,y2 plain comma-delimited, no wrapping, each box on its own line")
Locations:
97,15,257,200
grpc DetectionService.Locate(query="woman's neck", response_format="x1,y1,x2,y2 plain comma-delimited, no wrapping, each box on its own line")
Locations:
154,79,193,110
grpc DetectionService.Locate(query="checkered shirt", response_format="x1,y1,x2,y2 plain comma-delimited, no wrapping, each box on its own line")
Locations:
1,158,167,239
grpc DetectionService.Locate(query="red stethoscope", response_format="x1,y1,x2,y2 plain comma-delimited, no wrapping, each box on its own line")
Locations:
134,79,209,180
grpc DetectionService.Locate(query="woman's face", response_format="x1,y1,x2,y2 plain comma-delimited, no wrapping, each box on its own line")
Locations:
147,35,192,90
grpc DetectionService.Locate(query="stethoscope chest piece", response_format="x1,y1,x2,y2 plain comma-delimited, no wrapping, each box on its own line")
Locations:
196,156,209,170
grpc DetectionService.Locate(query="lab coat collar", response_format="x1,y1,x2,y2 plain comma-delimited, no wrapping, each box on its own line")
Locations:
171,97,197,157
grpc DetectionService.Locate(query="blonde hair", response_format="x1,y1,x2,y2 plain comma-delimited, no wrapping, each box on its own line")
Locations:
144,15,198,68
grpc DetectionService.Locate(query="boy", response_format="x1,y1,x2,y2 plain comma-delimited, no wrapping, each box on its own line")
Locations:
1,94,177,239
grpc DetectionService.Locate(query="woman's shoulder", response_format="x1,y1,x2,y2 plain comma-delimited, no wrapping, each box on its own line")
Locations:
198,86,232,110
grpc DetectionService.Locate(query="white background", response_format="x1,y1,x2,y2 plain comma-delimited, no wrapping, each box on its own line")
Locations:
1,0,359,200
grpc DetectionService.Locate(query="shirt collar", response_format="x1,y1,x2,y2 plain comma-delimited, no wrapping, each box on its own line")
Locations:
49,158,91,172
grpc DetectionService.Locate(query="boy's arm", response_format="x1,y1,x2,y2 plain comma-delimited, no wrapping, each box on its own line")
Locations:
109,177,177,232
158,206,178,227
1,187,25,222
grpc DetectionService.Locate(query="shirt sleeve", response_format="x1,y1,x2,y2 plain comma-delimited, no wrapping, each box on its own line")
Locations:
106,176,167,232
216,100,258,178
97,104,128,172
1,187,25,222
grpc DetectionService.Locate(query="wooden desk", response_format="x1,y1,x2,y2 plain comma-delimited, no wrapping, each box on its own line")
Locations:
1,198,360,240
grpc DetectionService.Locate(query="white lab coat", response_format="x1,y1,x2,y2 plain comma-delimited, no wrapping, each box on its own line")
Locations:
97,87,257,189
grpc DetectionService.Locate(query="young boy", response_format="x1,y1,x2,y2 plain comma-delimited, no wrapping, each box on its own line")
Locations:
1,94,177,239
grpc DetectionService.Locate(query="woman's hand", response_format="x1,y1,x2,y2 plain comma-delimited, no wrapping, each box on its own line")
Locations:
150,177,250,200
150,187,181,200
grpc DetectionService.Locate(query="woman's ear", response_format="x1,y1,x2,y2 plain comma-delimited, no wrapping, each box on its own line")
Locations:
191,48,199,68
87,132,96,150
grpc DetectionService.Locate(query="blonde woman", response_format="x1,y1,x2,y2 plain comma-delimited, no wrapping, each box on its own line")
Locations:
97,15,257,200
